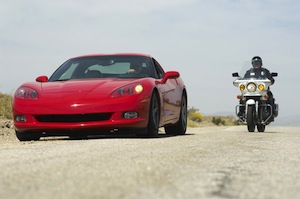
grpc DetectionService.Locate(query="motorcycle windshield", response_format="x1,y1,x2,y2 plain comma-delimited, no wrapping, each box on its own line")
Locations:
240,77,269,80
237,60,250,78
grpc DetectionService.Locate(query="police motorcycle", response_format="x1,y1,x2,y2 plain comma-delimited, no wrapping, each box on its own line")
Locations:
232,72,279,132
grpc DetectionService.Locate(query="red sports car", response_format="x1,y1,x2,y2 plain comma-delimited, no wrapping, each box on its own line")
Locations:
13,53,187,141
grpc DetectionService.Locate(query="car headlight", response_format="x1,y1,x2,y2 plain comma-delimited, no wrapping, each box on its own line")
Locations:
15,87,39,100
247,83,256,92
258,84,264,91
111,83,143,97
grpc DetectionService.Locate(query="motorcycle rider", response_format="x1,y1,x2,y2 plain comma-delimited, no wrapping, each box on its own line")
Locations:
244,56,274,84
238,56,276,120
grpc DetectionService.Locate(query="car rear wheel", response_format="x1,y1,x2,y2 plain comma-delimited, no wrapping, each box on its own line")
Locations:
146,92,160,137
15,130,40,141
165,94,187,135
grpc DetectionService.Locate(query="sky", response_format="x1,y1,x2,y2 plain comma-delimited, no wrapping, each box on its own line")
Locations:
1,0,300,119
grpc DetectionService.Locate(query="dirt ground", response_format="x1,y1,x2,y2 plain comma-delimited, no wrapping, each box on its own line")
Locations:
0,118,15,142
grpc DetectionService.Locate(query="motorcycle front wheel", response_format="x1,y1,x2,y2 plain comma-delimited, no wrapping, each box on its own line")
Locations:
257,124,265,132
247,105,255,132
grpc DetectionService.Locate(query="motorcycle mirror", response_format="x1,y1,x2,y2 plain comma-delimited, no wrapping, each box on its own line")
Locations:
271,72,278,77
232,72,239,77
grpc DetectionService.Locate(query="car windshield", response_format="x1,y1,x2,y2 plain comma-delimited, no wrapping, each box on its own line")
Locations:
49,56,154,81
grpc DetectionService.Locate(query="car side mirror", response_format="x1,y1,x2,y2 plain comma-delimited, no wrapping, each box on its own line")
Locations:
232,72,239,77
36,76,49,82
159,71,180,84
271,72,278,77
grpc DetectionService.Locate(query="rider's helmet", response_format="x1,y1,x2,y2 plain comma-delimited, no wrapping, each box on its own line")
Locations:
252,56,263,69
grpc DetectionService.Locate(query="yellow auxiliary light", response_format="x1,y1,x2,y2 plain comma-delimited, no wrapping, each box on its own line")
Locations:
240,84,245,91
258,84,264,91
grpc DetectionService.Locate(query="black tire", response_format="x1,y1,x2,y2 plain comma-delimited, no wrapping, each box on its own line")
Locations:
165,94,187,135
15,130,40,141
146,92,160,137
257,124,265,132
69,134,88,140
247,105,255,132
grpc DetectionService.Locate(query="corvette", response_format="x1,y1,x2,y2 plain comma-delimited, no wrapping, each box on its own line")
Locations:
13,53,187,141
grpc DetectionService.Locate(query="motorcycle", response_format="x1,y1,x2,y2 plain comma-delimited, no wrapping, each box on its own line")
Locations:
232,72,279,132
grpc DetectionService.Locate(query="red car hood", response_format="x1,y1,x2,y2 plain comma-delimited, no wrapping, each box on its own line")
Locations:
15,78,151,115
40,79,132,93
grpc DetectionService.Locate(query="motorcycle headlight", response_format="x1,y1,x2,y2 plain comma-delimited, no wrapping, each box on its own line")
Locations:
239,84,245,91
258,84,264,91
247,83,256,92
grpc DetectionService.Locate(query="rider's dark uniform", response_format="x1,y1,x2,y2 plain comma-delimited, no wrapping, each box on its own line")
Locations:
244,67,275,85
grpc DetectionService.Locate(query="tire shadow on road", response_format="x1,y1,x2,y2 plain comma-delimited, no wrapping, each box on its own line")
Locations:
38,132,194,141
72,133,194,140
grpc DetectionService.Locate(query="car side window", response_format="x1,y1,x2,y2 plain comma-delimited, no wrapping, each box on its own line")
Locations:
152,59,165,79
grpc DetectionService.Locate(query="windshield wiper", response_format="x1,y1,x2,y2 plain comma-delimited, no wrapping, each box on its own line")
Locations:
53,79,71,82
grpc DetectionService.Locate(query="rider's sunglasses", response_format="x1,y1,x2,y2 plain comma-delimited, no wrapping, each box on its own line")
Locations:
252,60,262,65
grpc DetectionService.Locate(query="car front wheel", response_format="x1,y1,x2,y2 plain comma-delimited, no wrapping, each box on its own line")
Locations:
146,92,160,137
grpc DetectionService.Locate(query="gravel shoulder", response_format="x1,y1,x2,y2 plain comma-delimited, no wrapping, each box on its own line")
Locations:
0,118,15,142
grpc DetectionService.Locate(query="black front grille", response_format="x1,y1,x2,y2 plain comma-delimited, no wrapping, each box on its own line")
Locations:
35,113,112,123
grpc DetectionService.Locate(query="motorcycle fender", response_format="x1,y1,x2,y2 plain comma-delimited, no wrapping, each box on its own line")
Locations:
246,99,255,105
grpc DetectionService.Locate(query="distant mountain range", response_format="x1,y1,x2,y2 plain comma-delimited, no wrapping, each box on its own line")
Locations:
205,112,300,127
272,115,300,127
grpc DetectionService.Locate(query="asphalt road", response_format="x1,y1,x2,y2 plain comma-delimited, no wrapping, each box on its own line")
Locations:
1,125,300,199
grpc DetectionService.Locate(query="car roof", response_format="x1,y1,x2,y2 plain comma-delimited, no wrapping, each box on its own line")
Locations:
72,53,152,59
